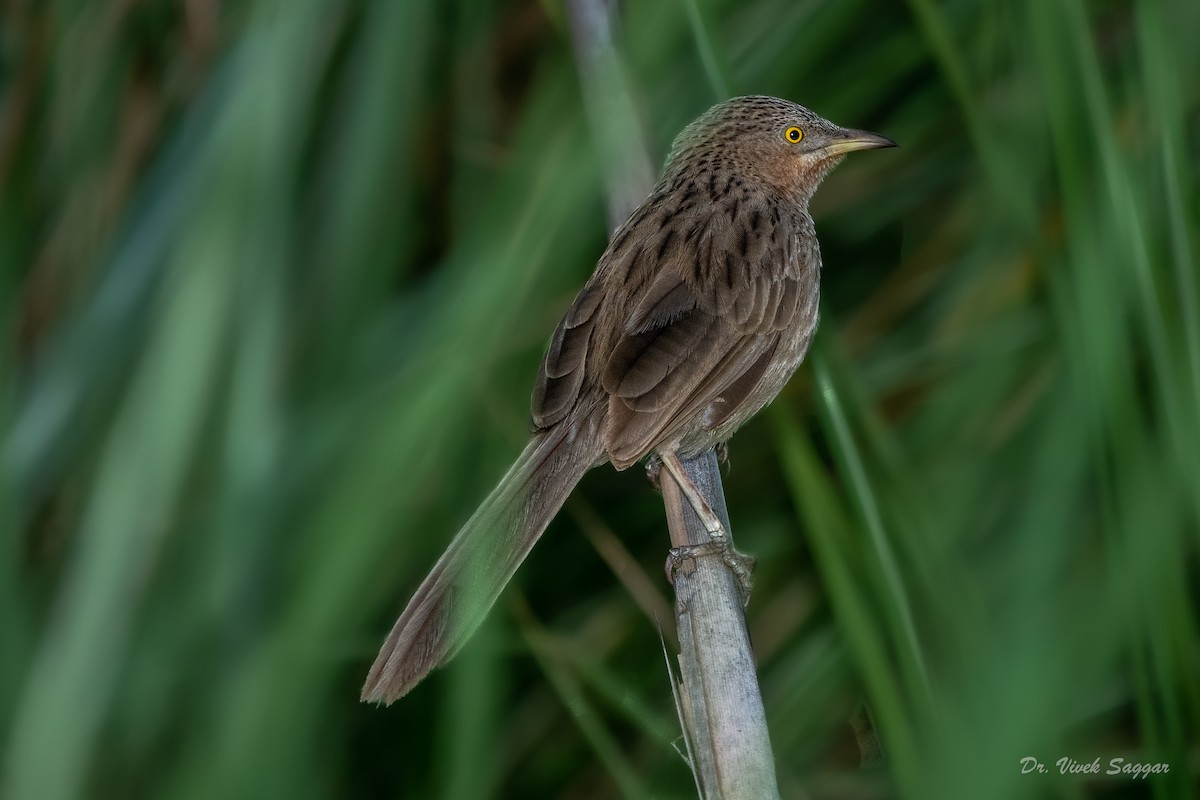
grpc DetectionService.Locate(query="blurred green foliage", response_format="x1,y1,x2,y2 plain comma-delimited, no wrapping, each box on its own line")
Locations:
2,0,1198,798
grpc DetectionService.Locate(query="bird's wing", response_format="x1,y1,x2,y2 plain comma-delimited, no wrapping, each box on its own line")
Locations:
600,198,812,468
530,190,681,430
531,278,604,430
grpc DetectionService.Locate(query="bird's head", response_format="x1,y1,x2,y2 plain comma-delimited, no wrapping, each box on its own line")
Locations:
665,95,896,201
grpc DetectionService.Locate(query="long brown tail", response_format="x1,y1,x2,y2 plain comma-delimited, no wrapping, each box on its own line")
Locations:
361,419,604,704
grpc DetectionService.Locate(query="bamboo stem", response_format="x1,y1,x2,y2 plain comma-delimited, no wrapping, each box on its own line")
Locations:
661,450,780,799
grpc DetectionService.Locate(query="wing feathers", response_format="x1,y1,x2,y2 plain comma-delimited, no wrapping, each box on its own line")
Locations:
532,282,603,429
531,184,813,467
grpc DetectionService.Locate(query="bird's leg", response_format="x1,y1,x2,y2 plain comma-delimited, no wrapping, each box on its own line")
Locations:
659,450,756,603
659,451,726,538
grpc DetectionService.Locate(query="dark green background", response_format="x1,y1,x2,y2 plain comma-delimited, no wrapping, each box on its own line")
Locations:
2,0,1197,797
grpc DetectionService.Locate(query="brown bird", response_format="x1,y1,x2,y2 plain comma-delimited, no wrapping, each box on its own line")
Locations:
362,96,895,704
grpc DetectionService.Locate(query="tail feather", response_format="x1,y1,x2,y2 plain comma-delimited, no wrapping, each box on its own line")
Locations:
362,421,603,704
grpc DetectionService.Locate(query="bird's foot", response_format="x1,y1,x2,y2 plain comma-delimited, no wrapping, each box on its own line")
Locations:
664,541,756,604
644,454,663,492
723,546,756,602
714,442,730,469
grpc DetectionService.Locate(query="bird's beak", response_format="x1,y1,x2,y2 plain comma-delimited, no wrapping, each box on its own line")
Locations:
819,128,898,156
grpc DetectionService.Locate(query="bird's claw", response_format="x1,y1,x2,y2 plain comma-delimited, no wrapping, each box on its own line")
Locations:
714,442,730,469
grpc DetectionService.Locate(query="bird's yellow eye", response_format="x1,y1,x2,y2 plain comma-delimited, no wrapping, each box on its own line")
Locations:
784,126,804,143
